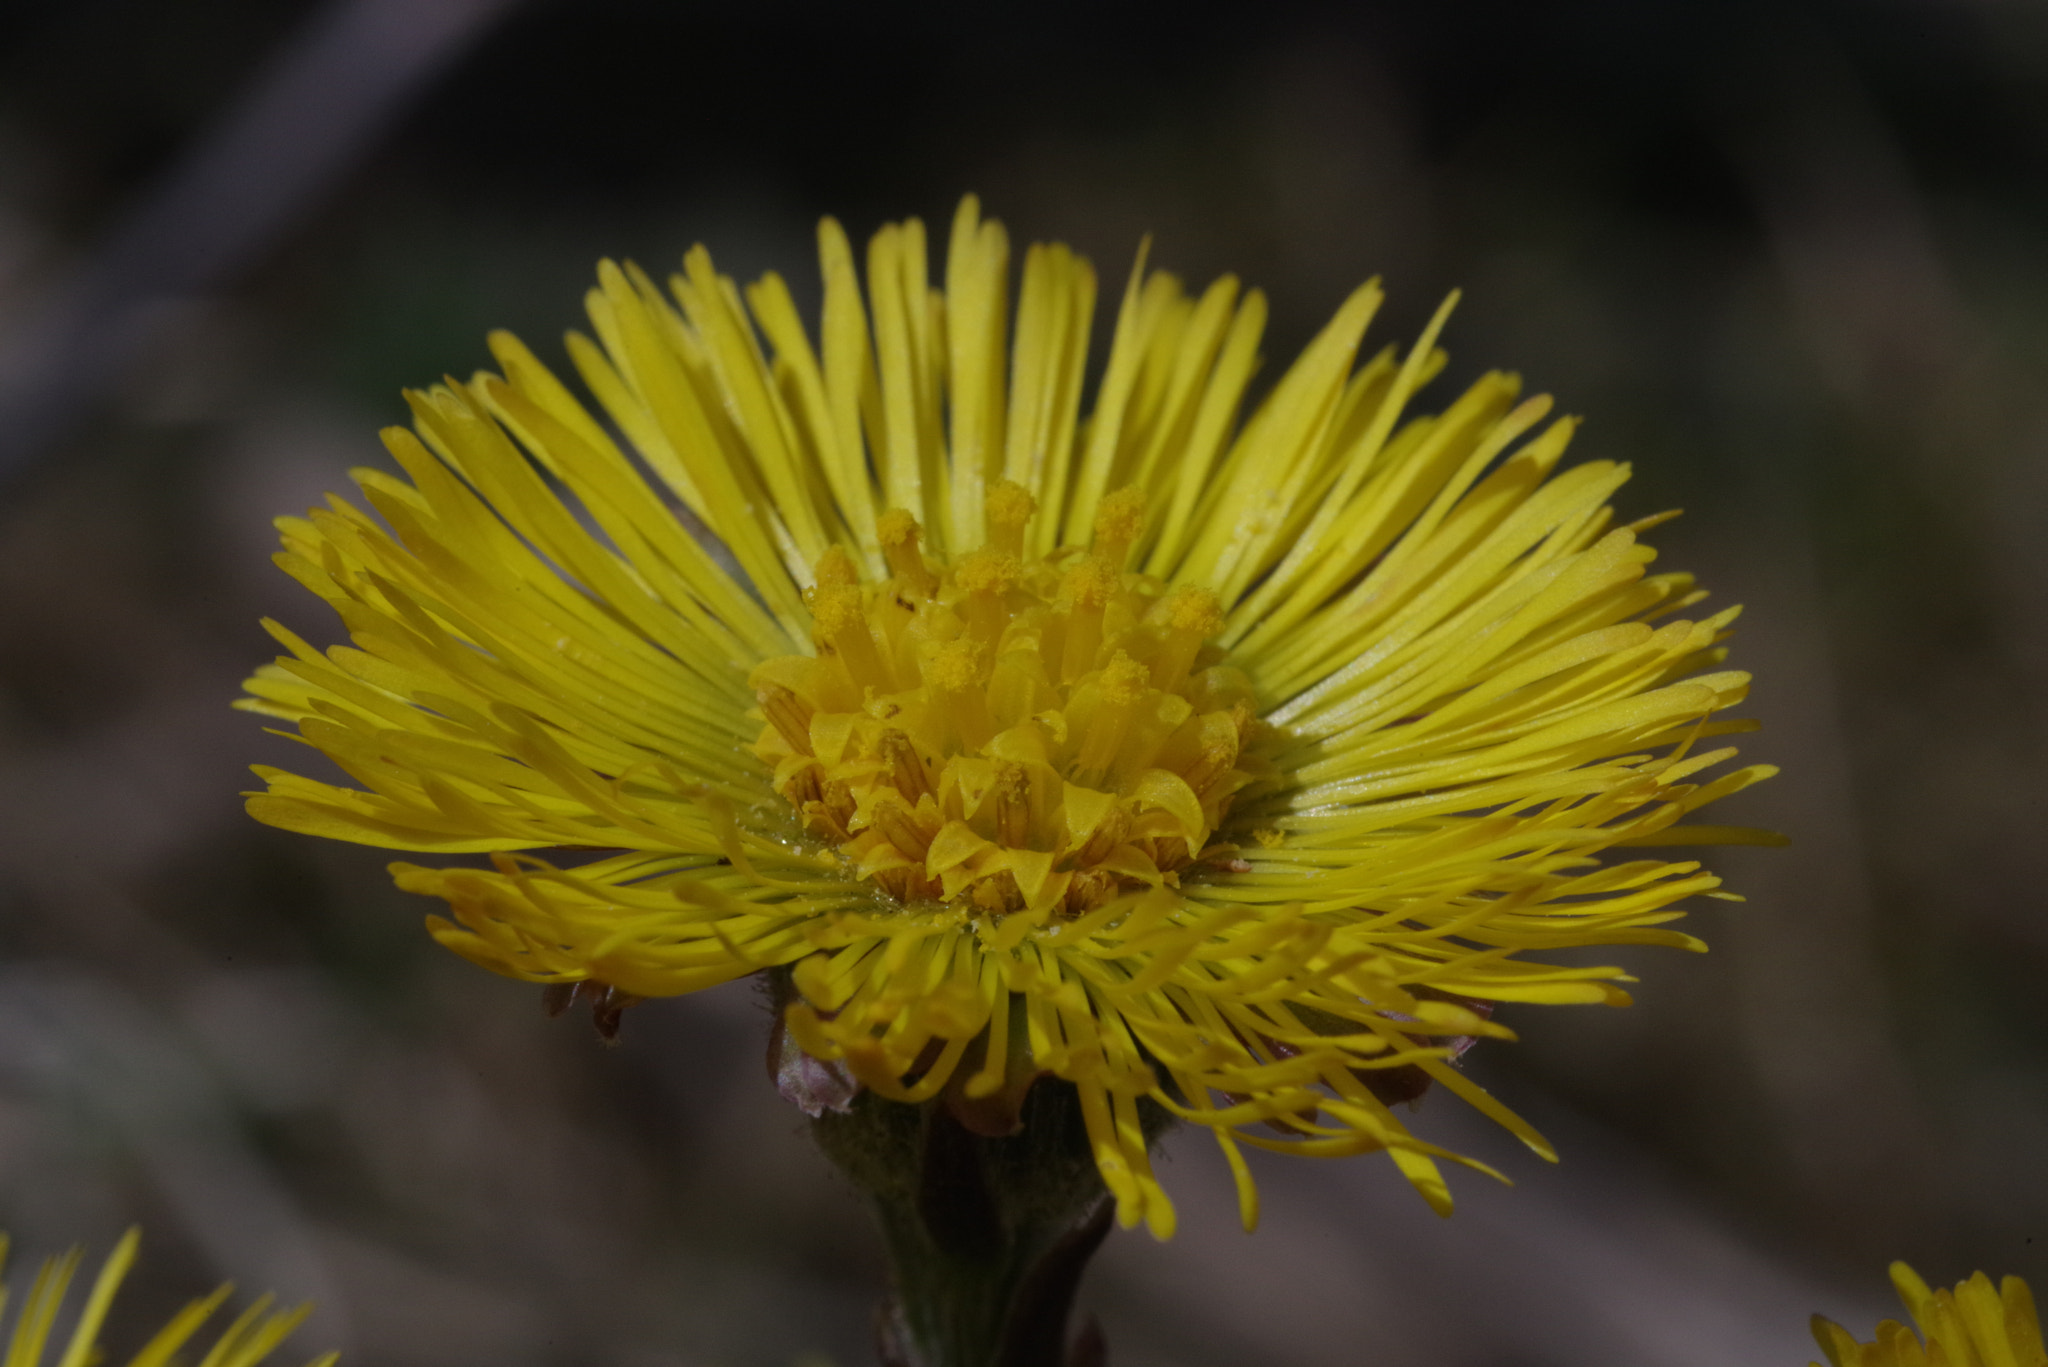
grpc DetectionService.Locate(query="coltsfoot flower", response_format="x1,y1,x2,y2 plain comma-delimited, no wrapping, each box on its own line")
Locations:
242,197,1775,1237
1812,1265,2046,1367
0,1229,331,1367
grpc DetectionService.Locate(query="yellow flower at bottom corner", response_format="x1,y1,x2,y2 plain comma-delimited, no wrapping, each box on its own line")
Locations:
1811,1264,2048,1367
239,194,1780,1240
0,1228,333,1367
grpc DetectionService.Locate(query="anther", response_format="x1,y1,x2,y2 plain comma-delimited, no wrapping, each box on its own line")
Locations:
876,867,940,904
1073,806,1129,868
1064,869,1119,915
785,764,823,807
757,683,815,754
1152,836,1192,874
816,779,857,842
880,728,932,802
1092,486,1147,569
985,480,1037,557
993,762,1032,848
877,509,938,599
873,796,935,861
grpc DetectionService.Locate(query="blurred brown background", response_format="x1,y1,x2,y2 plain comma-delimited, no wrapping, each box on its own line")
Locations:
0,1,2041,1363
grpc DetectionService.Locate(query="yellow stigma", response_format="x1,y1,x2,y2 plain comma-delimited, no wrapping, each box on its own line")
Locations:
1099,650,1150,705
1092,485,1147,568
813,543,858,590
984,480,1037,556
1162,585,1224,636
954,547,1021,596
876,507,937,598
750,498,1258,920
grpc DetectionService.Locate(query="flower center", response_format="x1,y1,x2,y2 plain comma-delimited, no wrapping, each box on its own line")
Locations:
749,485,1259,920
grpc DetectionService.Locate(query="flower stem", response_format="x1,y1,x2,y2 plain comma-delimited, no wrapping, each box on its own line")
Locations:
811,1082,1118,1367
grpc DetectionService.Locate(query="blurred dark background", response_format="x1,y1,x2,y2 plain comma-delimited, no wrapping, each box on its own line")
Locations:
0,0,2042,1363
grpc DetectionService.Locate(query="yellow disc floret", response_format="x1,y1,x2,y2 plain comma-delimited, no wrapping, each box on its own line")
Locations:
751,494,1258,924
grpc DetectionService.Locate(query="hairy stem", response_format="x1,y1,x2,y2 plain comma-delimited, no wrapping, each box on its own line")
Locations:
811,1082,1119,1367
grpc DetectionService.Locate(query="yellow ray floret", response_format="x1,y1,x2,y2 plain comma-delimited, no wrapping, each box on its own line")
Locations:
0,1229,332,1367
1812,1265,2047,1367
241,195,1777,1238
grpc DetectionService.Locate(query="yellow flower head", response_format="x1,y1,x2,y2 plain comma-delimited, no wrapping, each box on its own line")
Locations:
1812,1264,2047,1367
0,1229,332,1367
241,197,1775,1238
